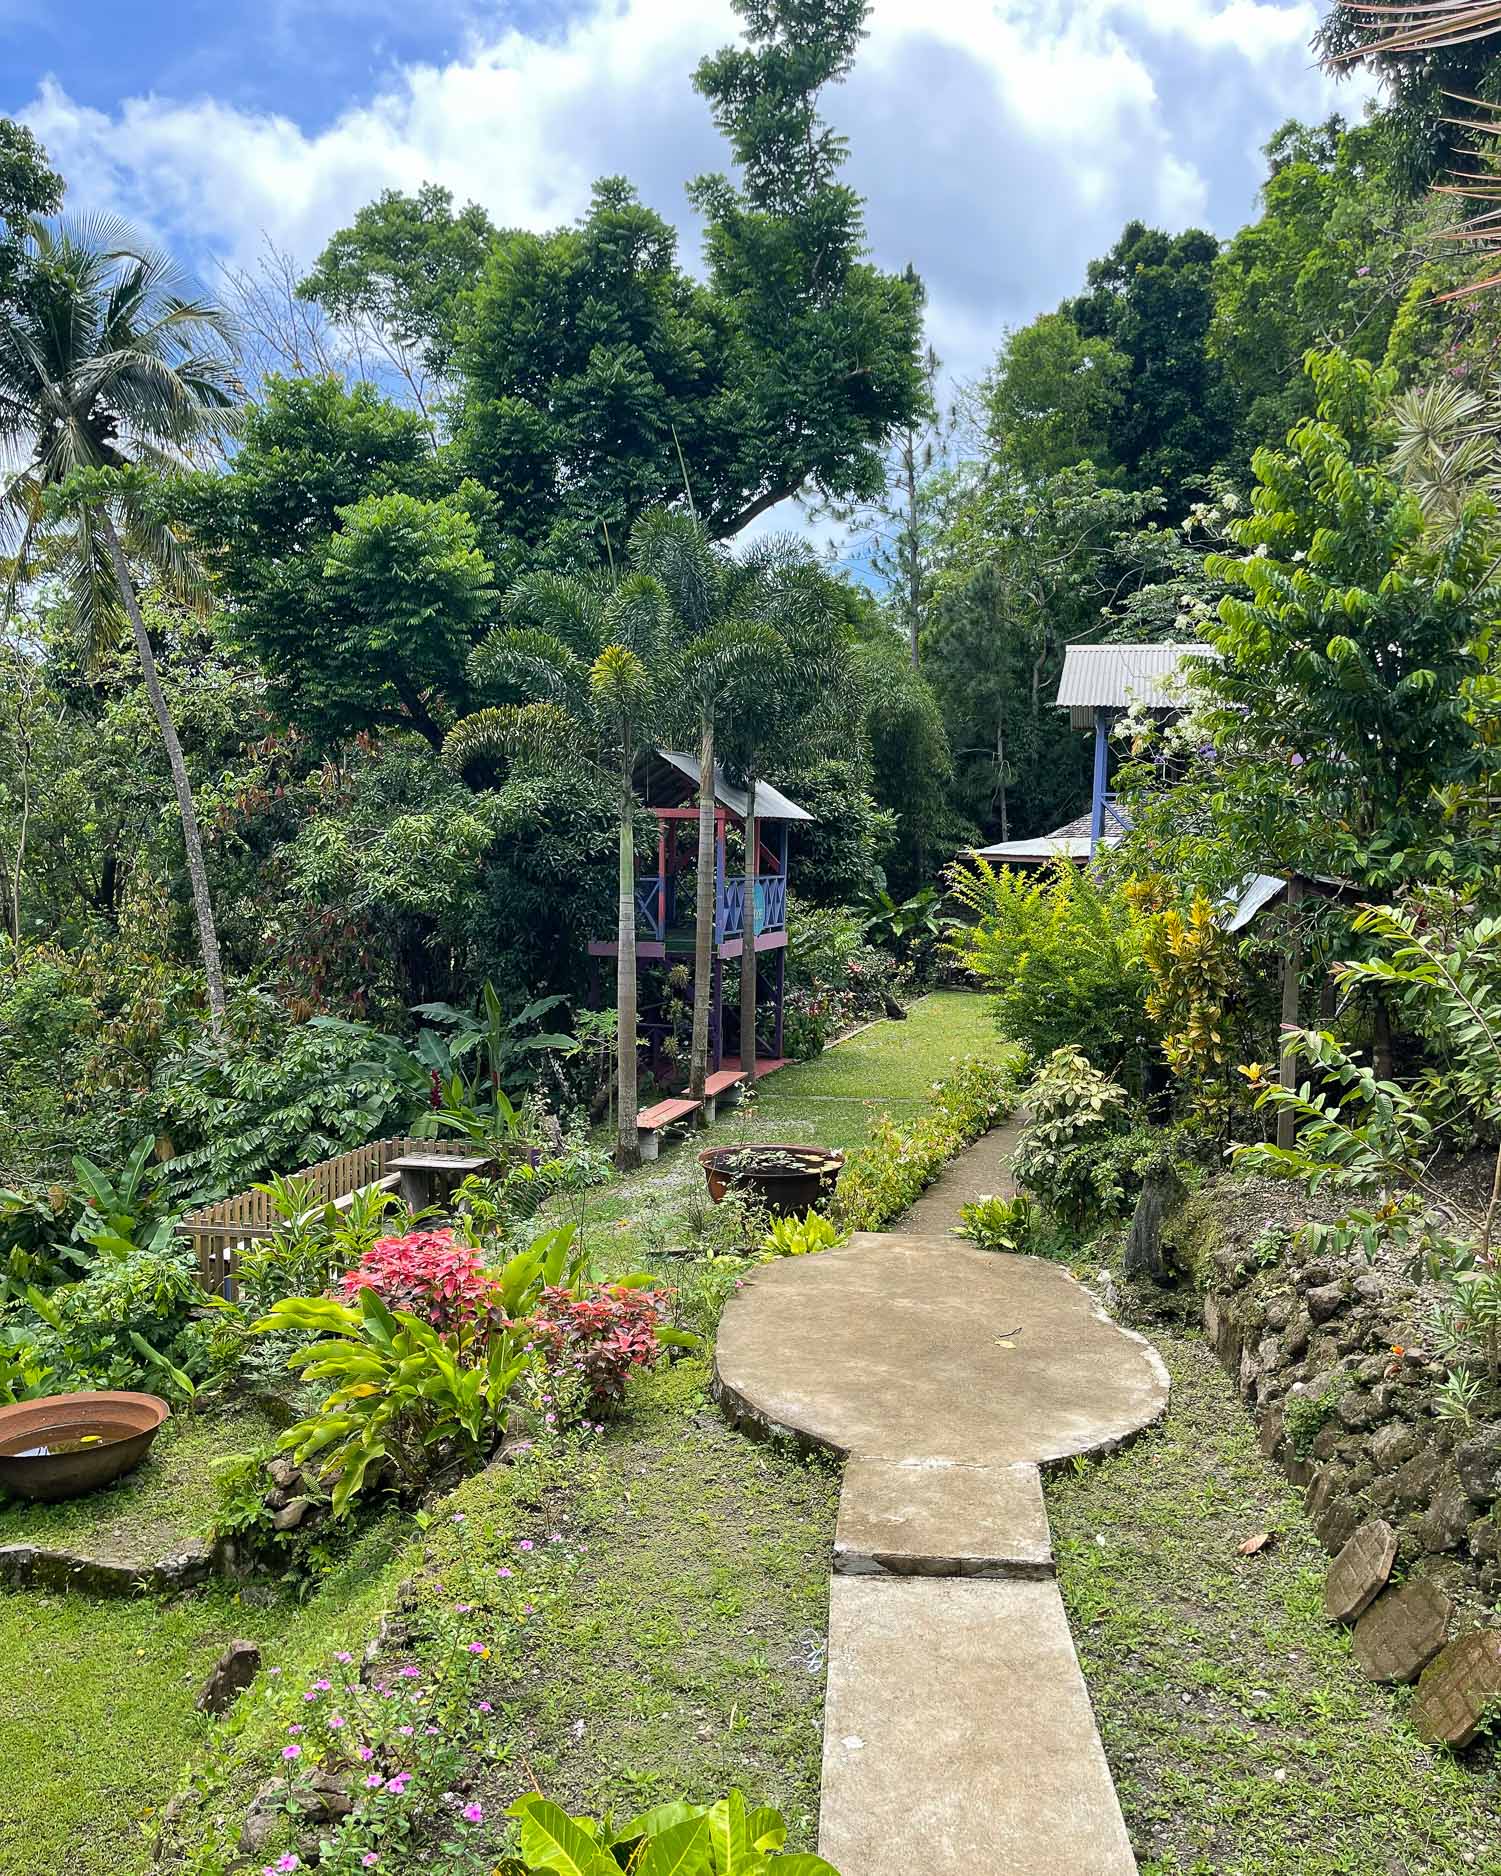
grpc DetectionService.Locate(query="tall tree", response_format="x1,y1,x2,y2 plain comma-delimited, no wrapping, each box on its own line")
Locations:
0,216,240,1037
451,572,673,1167
1065,221,1231,510
445,0,924,565
0,119,62,305
716,550,847,1072
634,510,792,1098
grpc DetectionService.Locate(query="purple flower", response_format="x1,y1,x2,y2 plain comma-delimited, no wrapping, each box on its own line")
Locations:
475,1701,493,1714
399,1666,420,1680
385,1775,409,1794
398,1725,414,1737
452,1512,466,1524
313,1679,331,1691
467,1642,487,1654
365,1774,383,1789
286,1723,303,1736
335,1652,353,1664
328,1714,346,1730
454,1602,472,1614
282,1744,302,1761
498,1568,513,1580
358,1745,375,1762
463,1803,484,1824
518,1540,533,1552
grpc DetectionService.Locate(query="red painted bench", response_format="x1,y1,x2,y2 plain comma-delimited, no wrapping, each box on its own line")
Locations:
637,1095,702,1160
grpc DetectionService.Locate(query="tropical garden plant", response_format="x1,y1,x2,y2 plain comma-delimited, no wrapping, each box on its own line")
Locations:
0,215,241,1036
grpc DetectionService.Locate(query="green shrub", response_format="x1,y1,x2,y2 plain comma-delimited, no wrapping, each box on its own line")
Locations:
19,1240,212,1399
959,1192,1047,1255
944,857,1154,1085
1011,1046,1132,1233
761,1209,844,1257
834,1055,1016,1231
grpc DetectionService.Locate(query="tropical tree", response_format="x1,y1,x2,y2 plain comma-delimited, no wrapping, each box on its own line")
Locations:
447,571,673,1166
0,215,241,1037
716,550,847,1072
633,509,791,1100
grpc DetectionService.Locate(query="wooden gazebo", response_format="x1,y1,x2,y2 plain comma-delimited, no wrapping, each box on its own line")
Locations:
587,750,813,1089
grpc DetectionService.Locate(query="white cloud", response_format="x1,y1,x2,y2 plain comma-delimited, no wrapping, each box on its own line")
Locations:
17,0,1364,391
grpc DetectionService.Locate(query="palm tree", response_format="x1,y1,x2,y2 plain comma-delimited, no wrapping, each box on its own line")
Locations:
631,509,785,1101
0,215,241,1036
716,548,848,1075
448,569,672,1167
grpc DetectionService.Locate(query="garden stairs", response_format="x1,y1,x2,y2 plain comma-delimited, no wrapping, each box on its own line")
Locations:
714,1198,1168,1875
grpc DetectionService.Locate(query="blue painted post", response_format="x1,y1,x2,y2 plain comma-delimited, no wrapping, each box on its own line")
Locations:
1089,707,1109,855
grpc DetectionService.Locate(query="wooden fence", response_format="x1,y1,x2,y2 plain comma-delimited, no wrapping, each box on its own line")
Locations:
182,1136,480,1299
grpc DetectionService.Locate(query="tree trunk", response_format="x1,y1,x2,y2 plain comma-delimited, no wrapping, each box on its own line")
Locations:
688,717,716,1102
615,738,641,1169
739,776,759,1074
102,513,227,1042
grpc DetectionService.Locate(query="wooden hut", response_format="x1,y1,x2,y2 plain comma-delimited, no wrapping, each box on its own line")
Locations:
587,750,813,1087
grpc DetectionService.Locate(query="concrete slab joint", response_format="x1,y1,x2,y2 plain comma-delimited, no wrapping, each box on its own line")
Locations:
714,1229,1170,1876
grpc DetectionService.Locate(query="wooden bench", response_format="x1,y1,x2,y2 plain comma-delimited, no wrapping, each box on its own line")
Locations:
701,1069,746,1124
636,1096,702,1161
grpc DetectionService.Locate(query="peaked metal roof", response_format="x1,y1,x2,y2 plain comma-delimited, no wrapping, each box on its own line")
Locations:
650,750,813,822
1056,643,1215,727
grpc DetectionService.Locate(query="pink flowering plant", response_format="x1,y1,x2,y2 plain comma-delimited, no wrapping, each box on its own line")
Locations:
340,1231,496,1336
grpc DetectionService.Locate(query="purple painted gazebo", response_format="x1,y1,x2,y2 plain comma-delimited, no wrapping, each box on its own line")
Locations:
587,750,813,1084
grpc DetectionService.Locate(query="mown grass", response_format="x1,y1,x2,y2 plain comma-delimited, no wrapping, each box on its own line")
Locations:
0,1403,280,1563
1047,1323,1501,1876
0,1000,981,1876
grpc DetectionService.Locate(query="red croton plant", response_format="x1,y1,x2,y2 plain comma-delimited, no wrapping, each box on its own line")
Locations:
524,1282,669,1413
340,1229,495,1336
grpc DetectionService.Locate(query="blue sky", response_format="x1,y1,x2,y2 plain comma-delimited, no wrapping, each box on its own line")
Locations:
5,0,1371,391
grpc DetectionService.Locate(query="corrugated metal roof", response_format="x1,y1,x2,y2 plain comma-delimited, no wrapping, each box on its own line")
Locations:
654,750,813,822
1221,873,1288,934
1056,643,1214,723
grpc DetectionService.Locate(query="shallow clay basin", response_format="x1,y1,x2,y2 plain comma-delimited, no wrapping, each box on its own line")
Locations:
700,1142,844,1216
0,1390,170,1501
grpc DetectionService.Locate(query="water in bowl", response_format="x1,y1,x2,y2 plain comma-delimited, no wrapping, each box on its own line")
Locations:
0,1421,130,1459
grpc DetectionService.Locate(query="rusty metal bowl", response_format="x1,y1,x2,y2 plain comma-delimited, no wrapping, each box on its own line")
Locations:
699,1142,844,1216
0,1390,170,1502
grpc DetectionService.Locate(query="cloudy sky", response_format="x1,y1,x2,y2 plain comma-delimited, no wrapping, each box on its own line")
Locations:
6,0,1373,390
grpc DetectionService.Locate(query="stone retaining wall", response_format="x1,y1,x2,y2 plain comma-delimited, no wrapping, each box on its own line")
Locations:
1165,1180,1501,1613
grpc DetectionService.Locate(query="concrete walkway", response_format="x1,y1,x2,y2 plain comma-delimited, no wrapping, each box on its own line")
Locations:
715,1221,1168,1876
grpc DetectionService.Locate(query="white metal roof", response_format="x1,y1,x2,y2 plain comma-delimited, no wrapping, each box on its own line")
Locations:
654,751,813,822
1056,643,1214,728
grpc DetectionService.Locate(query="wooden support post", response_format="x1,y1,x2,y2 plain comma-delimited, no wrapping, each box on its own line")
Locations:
712,956,723,1071
1277,878,1303,1152
773,946,786,1060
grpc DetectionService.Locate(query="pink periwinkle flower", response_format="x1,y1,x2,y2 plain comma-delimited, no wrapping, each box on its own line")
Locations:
282,1744,302,1761
463,1803,484,1824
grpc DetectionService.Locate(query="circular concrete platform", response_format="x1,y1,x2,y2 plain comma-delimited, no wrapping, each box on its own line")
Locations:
715,1232,1169,1467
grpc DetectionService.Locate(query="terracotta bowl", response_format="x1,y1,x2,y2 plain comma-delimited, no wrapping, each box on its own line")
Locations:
699,1143,845,1217
0,1390,171,1502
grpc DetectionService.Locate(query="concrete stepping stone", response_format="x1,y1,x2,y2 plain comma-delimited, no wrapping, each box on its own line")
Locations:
716,1230,1169,1875
834,1458,1052,1579
1412,1629,1501,1747
822,1576,1136,1876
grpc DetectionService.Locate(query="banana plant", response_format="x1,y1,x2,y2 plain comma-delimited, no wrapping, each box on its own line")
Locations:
506,1788,839,1876
256,1287,534,1516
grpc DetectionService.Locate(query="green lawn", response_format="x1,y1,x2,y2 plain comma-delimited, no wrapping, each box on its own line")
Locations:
561,989,1006,1269
0,1403,279,1564
1048,1324,1501,1876
0,997,991,1876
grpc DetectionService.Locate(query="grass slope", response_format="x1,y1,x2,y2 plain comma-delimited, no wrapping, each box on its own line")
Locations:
0,999,981,1876
1047,1324,1501,1876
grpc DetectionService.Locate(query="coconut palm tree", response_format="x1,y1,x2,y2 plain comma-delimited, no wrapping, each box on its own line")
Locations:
631,509,786,1101
448,569,673,1167
0,215,241,1036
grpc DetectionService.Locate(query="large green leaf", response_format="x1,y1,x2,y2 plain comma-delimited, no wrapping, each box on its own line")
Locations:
508,1797,617,1876
611,1803,708,1847
763,1857,841,1875
743,1809,785,1853
634,1813,713,1876
707,1791,750,1876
